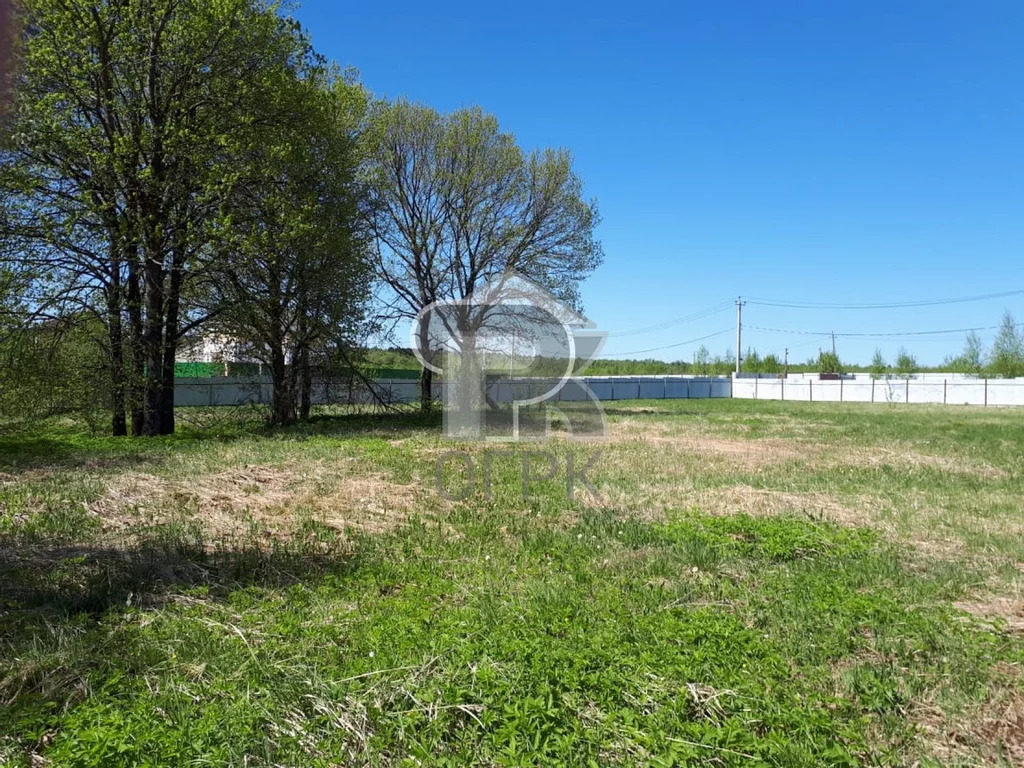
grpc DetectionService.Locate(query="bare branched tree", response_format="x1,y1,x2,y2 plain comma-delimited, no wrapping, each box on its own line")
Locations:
362,101,603,410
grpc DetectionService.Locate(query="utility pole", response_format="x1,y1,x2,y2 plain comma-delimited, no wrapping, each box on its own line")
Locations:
831,332,837,357
735,297,745,375
784,347,789,375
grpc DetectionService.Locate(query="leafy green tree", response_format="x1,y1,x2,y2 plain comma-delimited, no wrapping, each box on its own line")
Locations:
744,346,761,373
0,316,111,429
869,348,888,379
943,332,985,376
362,101,603,409
211,75,370,426
693,345,711,375
2,0,323,435
817,350,842,374
894,347,917,377
0,0,11,112
760,353,782,374
989,311,1024,378
710,350,733,376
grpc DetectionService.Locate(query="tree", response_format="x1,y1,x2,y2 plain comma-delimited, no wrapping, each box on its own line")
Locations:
362,101,602,409
2,0,321,435
0,0,12,115
210,74,370,426
989,311,1024,378
894,347,917,377
760,353,782,374
693,345,711,375
817,350,842,374
744,346,761,373
869,348,888,379
944,332,984,376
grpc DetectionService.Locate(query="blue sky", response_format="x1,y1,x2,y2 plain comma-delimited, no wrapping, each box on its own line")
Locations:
293,0,1024,365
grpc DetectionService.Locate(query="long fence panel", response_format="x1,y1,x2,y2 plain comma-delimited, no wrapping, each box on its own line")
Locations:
731,375,1024,407
174,374,1024,408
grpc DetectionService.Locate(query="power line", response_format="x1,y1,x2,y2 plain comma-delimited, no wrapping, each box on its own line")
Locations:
604,327,733,358
606,300,733,338
745,289,1024,310
746,323,1022,339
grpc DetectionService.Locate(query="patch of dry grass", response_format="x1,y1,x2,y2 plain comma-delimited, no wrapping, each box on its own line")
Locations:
87,460,421,540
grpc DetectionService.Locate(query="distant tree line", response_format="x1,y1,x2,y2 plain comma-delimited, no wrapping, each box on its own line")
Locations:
347,312,1024,380
0,0,601,433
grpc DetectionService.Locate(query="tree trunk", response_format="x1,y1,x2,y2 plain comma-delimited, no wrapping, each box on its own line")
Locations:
141,254,165,437
158,257,185,435
420,367,433,411
107,322,127,436
269,348,295,427
417,316,434,411
297,345,312,422
106,247,127,436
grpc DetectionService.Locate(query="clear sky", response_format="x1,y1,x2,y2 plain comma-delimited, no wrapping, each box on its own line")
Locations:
292,0,1024,365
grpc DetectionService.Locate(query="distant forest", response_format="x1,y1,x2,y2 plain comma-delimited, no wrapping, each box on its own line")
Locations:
365,310,1024,378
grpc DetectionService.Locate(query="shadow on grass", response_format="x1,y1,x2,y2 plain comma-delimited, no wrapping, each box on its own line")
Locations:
0,529,364,761
0,531,359,617
600,406,707,418
0,408,444,476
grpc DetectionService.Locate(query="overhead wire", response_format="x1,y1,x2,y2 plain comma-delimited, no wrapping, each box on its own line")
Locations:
603,327,734,357
605,300,733,338
745,289,1024,310
745,323,1022,338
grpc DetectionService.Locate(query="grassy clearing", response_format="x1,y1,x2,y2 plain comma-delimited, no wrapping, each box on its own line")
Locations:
1,400,1022,766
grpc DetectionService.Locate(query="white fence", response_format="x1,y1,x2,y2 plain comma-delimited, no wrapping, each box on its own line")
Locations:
174,373,1024,408
731,374,1024,407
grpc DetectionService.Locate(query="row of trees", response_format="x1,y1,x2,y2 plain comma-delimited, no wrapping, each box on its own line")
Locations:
563,310,1024,378
359,312,1024,379
0,0,602,434
940,312,1024,378
721,311,1023,378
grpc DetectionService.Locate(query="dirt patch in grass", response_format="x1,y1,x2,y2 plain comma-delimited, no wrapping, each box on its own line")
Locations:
856,447,1009,480
955,598,1024,634
687,485,877,526
88,462,421,539
917,681,1024,766
608,418,1011,480
594,479,877,528
609,430,816,471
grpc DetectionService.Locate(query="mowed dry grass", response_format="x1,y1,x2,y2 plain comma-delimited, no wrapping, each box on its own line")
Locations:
2,402,1024,766
0,430,438,551
592,405,1024,582
89,461,420,539
5,403,1018,569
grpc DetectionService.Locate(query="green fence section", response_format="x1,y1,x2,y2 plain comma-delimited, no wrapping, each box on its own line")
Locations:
173,363,421,380
174,362,222,378
174,362,263,378
365,367,420,380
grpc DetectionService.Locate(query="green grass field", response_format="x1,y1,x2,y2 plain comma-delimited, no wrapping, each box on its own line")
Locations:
1,400,1022,766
